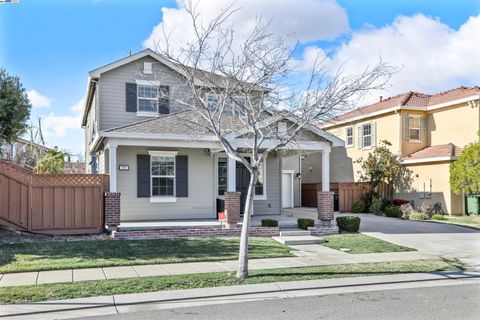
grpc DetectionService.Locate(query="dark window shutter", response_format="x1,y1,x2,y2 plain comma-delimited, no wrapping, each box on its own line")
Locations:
175,155,188,197
158,86,170,114
126,83,137,112
137,155,150,197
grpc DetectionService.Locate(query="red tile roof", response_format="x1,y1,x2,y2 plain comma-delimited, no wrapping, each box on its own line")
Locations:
402,143,462,161
326,86,480,125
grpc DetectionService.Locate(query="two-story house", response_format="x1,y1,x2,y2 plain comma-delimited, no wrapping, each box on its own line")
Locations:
81,49,343,224
315,86,480,215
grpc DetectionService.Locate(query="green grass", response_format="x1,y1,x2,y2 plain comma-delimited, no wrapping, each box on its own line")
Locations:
430,215,480,229
323,234,415,254
0,259,463,304
0,237,293,274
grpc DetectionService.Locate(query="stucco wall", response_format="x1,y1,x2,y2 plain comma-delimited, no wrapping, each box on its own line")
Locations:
428,103,479,147
396,161,462,214
326,112,400,181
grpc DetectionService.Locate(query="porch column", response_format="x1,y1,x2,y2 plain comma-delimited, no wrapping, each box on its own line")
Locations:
227,155,236,192
321,149,330,192
318,149,334,226
109,145,117,192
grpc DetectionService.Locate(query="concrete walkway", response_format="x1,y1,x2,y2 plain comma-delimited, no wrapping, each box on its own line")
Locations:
0,245,435,287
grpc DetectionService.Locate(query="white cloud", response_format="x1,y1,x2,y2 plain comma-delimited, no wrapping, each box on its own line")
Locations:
27,90,52,108
143,0,349,54
40,97,84,138
322,14,480,102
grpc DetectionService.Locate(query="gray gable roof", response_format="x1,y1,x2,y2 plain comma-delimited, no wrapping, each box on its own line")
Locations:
104,110,245,136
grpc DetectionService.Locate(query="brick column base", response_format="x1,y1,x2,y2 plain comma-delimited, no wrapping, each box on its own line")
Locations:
317,191,334,227
105,192,121,230
224,192,241,228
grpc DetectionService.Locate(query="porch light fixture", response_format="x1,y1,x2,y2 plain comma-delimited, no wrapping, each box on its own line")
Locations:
204,148,212,156
296,173,302,180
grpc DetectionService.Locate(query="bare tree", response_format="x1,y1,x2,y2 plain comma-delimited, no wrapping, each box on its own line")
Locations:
150,2,393,279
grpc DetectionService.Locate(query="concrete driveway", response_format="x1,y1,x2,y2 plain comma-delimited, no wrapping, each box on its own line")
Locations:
348,213,480,262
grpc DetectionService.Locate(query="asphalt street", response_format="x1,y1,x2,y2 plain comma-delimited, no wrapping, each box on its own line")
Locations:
74,282,480,320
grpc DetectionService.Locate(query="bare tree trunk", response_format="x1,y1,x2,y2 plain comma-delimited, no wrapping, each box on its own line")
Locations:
236,169,258,279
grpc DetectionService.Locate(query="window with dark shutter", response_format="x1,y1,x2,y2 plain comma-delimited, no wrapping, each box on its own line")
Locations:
126,83,137,112
137,155,151,197
175,155,188,197
158,86,170,114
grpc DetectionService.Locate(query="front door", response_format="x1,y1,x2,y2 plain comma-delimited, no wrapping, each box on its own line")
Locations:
236,160,250,214
282,172,293,208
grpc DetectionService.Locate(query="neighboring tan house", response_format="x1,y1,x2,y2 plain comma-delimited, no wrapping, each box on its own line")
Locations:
0,137,56,169
81,49,343,223
313,86,480,215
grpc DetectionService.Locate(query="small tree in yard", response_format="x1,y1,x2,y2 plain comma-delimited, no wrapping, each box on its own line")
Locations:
150,3,394,279
0,68,31,145
356,140,412,200
450,133,480,195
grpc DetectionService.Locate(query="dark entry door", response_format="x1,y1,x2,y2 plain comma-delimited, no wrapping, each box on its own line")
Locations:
236,160,250,214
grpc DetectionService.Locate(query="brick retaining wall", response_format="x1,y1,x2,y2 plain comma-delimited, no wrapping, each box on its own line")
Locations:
112,226,280,240
308,226,339,236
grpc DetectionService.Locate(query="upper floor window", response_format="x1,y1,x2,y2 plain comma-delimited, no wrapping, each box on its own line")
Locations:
138,85,159,113
362,123,372,148
206,94,219,112
151,155,175,196
408,116,420,140
255,159,265,196
232,96,246,117
346,126,354,147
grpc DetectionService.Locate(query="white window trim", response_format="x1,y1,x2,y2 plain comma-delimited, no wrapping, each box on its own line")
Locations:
216,155,228,198
214,154,267,200
361,123,373,150
408,115,422,142
206,93,219,111
345,126,354,148
137,82,159,114
149,150,178,199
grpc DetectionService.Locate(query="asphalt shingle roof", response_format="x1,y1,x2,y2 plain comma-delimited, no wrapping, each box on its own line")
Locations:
402,143,462,161
105,110,245,136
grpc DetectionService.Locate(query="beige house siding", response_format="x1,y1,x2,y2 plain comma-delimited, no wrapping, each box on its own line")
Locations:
117,146,216,221
397,161,462,215
428,103,479,147
115,146,282,221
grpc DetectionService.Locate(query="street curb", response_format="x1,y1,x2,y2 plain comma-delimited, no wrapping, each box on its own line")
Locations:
414,219,480,231
1,271,480,318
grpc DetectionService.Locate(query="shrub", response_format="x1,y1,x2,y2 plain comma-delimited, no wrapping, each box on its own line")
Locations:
261,219,278,227
297,218,315,230
431,214,447,220
369,197,383,215
400,203,414,220
419,201,434,216
393,199,410,206
381,198,393,212
351,200,365,213
384,205,402,218
336,216,361,233
409,211,429,220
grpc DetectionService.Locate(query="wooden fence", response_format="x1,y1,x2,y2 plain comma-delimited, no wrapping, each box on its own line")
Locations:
302,182,389,212
0,160,109,234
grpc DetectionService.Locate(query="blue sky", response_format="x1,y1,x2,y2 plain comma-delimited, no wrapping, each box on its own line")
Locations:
1,0,479,157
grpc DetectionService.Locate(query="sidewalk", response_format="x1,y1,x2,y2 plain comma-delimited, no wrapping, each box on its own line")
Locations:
1,271,479,319
0,244,436,287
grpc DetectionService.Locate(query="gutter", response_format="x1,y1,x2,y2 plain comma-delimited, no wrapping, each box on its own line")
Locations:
401,156,458,165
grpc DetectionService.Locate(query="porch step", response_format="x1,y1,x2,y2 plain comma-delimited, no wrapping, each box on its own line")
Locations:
272,235,324,246
279,230,312,237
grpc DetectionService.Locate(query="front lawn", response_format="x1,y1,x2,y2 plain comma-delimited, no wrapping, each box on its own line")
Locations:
323,234,415,254
0,237,293,274
431,215,480,229
0,259,463,304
